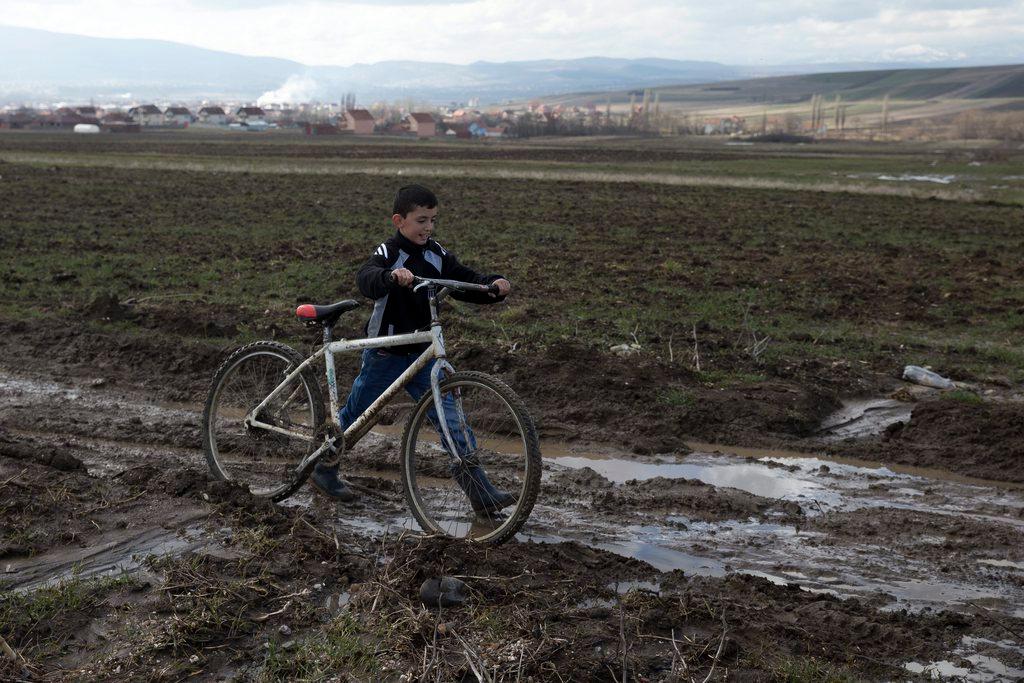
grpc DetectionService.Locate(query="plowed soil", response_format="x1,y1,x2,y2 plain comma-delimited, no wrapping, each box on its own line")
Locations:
2,133,1023,680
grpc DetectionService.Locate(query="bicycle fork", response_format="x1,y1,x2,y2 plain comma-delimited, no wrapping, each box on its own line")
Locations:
430,358,477,467
427,313,476,468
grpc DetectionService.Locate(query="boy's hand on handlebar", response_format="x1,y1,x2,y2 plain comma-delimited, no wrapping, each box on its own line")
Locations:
492,278,511,297
390,268,414,287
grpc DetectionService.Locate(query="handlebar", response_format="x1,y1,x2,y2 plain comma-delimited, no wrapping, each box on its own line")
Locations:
389,273,500,296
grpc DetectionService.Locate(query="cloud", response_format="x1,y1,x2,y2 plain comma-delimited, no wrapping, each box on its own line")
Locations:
256,73,320,105
882,44,967,62
1,0,1022,66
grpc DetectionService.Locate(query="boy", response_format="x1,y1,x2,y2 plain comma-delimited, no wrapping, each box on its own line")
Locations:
311,185,514,513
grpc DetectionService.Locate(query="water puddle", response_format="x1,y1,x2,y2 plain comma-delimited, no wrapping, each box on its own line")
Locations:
977,559,1024,571
3,511,214,591
537,446,1024,619
906,635,1024,682
817,398,913,441
876,173,957,184
610,579,661,594
596,539,727,576
549,453,834,505
0,375,81,400
323,590,352,614
905,659,973,679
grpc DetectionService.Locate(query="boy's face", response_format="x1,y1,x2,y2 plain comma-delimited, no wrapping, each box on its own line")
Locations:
393,204,438,246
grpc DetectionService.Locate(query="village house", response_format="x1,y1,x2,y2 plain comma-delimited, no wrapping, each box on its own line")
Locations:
39,108,98,129
74,105,101,118
444,122,472,139
101,111,130,124
701,116,745,135
0,108,39,129
236,106,267,122
404,112,436,138
468,121,509,138
101,111,140,133
165,107,192,126
197,106,227,125
264,108,297,125
447,108,482,123
344,109,375,135
304,122,340,136
128,104,163,126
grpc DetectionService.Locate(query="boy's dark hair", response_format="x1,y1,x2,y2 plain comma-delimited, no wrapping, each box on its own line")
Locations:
393,184,438,217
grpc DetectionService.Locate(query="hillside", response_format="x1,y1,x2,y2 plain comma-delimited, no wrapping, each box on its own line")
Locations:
541,64,1024,107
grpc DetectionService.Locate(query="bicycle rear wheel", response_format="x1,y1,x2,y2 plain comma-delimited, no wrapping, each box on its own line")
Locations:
201,341,324,501
400,371,541,545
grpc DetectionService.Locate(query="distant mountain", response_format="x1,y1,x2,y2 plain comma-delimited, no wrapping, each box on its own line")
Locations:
0,25,302,101
0,25,1008,106
0,25,747,104
306,57,746,103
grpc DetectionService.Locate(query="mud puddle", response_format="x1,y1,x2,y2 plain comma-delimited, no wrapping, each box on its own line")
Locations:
906,636,1024,681
548,452,836,505
817,397,915,440
538,445,1024,622
3,510,214,591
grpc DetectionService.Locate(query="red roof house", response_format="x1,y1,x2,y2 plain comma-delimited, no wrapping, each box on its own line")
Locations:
344,109,375,135
405,112,436,138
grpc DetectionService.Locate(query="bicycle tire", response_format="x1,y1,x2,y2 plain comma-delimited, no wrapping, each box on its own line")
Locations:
399,371,541,545
201,340,325,501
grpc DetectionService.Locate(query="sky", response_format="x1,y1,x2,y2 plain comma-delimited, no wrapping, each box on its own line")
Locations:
3,0,1023,66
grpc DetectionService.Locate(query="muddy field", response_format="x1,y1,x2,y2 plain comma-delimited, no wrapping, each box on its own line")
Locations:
2,134,1024,680
2,370,1023,680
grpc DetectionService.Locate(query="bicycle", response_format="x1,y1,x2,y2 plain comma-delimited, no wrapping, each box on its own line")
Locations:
200,276,541,545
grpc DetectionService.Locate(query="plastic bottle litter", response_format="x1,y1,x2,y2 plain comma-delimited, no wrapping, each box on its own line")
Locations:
610,343,641,357
902,365,955,390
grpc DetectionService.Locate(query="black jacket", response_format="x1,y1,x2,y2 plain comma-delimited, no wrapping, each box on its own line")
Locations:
357,231,506,353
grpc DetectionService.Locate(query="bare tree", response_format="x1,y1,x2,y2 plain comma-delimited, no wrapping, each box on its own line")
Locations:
783,111,803,134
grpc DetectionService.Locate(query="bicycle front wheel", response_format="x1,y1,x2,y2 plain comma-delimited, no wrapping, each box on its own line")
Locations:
400,371,541,545
201,341,324,501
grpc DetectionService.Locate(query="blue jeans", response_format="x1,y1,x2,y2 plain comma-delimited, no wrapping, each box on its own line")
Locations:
338,349,475,458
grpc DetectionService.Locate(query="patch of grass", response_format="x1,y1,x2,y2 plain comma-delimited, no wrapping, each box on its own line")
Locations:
766,654,859,682
157,560,264,652
234,525,278,555
1,526,41,554
941,389,984,405
258,612,377,682
695,369,768,386
0,572,138,648
660,388,696,407
661,258,687,275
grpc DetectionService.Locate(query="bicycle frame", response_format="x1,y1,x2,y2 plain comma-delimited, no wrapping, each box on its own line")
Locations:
245,283,461,475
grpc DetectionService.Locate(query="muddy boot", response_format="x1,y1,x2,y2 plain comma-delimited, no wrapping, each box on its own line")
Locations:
310,463,356,502
451,462,515,514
